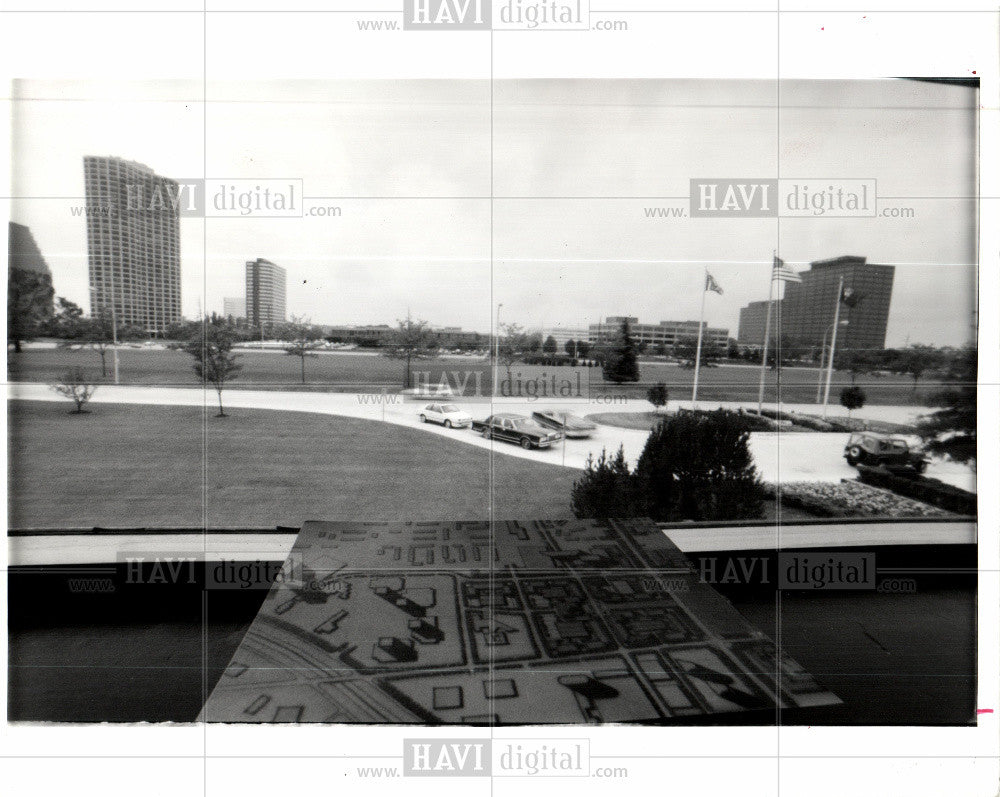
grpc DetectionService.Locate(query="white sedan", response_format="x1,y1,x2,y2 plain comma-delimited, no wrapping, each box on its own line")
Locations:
419,403,473,429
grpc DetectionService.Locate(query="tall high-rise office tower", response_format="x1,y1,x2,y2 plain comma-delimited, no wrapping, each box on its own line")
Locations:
245,258,287,330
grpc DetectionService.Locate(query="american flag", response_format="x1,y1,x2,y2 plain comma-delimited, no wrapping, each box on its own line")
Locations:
771,256,802,283
705,271,723,295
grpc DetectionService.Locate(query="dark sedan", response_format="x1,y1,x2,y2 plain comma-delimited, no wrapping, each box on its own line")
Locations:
531,409,598,439
470,413,563,449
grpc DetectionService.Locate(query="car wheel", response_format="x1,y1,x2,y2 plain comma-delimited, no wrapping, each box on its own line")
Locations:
848,446,862,464
419,414,426,423
520,437,532,450
444,420,452,429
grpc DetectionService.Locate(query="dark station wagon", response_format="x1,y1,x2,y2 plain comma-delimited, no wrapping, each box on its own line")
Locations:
471,413,563,450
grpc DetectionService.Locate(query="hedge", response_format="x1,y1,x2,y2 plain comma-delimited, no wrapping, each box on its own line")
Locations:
758,409,836,432
856,465,977,516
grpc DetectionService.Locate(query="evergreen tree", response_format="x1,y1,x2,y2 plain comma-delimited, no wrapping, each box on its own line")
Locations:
571,447,643,519
602,319,640,383
918,346,976,464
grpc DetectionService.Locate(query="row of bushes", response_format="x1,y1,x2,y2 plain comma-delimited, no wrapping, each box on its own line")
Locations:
856,465,977,516
769,480,952,518
756,409,835,432
689,409,779,432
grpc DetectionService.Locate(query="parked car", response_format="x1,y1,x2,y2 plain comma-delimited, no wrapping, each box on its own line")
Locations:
844,432,928,473
419,403,472,429
471,413,563,450
531,409,598,439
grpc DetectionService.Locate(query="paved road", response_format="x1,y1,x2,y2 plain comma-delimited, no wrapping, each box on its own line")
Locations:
7,382,975,491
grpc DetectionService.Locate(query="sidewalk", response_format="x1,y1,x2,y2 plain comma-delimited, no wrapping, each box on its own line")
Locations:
7,382,975,491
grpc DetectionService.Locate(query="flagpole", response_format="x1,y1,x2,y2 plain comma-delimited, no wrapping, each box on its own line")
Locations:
821,276,844,419
691,269,707,407
757,256,776,414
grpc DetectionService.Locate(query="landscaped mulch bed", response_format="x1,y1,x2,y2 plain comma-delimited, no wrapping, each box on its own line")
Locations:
769,479,952,518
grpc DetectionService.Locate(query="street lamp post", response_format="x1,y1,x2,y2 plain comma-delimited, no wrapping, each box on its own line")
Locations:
493,303,503,400
821,276,846,419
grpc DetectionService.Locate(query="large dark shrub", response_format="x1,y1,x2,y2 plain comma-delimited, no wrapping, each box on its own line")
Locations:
635,410,766,522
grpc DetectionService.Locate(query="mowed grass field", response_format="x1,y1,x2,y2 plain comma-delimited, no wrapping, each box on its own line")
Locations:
8,347,944,405
7,401,580,529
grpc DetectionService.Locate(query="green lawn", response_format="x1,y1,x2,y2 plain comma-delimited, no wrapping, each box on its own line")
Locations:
8,347,944,405
7,401,580,529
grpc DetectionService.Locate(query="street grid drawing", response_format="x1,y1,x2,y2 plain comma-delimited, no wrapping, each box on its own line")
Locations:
201,518,839,723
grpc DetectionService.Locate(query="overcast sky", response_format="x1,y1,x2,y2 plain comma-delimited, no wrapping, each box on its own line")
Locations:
10,78,977,346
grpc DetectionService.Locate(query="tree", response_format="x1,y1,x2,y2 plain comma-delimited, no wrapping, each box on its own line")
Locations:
571,447,643,519
563,339,576,357
602,318,640,384
42,297,85,338
839,385,866,418
283,316,324,384
8,267,54,352
382,316,436,389
647,382,669,413
496,322,531,385
918,345,976,464
834,349,873,386
575,340,591,358
726,339,741,360
766,334,808,368
542,335,558,354
51,368,97,413
69,308,142,378
673,335,699,367
634,410,765,521
897,344,942,396
185,326,242,417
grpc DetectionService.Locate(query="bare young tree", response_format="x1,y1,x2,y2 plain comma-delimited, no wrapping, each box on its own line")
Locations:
283,315,324,384
184,326,242,417
496,321,530,384
382,316,437,389
51,367,97,413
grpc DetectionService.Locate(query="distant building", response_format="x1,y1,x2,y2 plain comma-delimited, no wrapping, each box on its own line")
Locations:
8,222,55,348
540,326,591,350
222,296,245,322
735,256,895,352
429,326,485,348
737,300,775,347
588,316,729,352
323,324,393,346
322,324,484,349
780,256,894,352
83,156,181,335
8,222,52,276
245,259,286,330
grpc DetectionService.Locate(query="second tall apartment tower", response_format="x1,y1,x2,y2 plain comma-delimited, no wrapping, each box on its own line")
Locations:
245,258,287,331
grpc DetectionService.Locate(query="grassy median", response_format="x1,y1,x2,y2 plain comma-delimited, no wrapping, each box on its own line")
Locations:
7,400,580,529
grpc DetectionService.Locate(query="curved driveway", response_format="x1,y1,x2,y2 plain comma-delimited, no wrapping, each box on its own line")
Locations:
7,382,975,492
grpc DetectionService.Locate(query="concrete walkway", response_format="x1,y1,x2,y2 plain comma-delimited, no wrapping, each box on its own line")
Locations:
7,382,976,491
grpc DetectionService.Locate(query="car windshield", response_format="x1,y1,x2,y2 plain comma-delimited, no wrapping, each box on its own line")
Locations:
440,404,459,413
